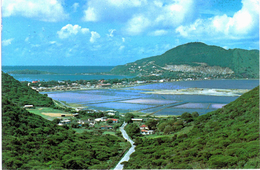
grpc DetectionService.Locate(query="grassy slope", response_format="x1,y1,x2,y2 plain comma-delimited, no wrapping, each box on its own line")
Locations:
111,42,259,78
124,86,259,169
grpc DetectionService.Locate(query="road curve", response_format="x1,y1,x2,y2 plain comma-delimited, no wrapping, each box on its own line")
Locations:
114,122,136,170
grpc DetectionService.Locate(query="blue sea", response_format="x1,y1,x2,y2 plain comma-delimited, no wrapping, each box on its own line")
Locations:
2,66,132,81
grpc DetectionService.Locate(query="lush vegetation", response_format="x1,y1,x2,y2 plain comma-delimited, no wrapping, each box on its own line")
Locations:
7,69,56,74
2,73,127,169
2,72,54,107
123,86,260,169
111,42,259,78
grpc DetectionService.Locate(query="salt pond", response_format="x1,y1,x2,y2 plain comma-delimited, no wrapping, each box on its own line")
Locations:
46,80,259,116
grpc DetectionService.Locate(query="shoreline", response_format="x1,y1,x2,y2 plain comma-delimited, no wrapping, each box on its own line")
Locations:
39,78,258,93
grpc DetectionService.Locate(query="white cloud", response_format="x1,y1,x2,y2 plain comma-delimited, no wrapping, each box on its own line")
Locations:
176,0,259,39
72,3,79,12
83,7,98,22
2,38,14,46
122,37,125,42
125,15,151,35
107,29,116,37
57,24,90,39
90,31,101,43
82,0,147,22
82,0,196,35
150,30,168,36
119,45,125,50
2,0,68,22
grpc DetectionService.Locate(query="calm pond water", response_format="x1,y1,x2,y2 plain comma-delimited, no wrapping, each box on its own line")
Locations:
46,79,259,116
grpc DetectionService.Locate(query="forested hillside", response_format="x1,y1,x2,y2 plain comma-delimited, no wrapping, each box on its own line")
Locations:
2,72,54,107
124,86,260,169
111,42,259,78
2,73,127,169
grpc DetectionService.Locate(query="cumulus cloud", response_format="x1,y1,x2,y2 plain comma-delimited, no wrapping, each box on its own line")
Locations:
57,24,90,39
126,15,151,35
2,0,68,22
90,31,101,43
82,0,147,22
2,38,14,46
176,0,259,39
82,0,196,35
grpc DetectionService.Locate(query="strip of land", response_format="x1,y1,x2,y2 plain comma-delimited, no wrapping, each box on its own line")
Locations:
141,88,249,96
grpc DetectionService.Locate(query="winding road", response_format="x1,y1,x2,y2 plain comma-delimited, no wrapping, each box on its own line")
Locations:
114,122,136,170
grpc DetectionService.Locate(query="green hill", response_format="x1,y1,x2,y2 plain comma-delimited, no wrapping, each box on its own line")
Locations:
111,42,259,78
123,86,260,169
2,72,54,107
2,73,127,169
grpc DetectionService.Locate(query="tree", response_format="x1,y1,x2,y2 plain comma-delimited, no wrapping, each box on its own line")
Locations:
125,124,140,138
113,124,121,132
145,119,158,130
191,112,199,118
163,125,174,134
181,112,193,123
107,119,113,124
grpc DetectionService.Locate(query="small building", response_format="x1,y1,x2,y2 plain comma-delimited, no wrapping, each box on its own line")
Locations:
136,81,146,84
131,118,143,122
140,130,154,135
97,83,112,88
140,124,149,130
23,105,35,109
59,119,71,125
95,117,107,122
107,113,115,116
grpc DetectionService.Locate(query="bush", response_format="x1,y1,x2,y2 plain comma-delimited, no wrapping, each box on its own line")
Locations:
209,155,238,168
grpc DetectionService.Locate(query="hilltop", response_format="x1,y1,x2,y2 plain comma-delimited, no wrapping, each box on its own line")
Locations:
111,42,259,78
123,86,259,169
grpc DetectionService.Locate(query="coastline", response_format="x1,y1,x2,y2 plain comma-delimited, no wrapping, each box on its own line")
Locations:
39,78,259,93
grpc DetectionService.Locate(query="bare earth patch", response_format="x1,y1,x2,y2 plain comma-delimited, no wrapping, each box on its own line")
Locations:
41,113,73,117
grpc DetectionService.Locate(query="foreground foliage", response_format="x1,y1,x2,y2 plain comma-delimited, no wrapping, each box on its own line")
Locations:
124,86,260,169
2,73,126,169
2,97,126,169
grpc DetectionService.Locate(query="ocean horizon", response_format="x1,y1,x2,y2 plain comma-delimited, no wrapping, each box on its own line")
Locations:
2,66,132,82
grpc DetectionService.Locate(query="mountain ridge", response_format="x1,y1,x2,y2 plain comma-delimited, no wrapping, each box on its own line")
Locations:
111,42,259,78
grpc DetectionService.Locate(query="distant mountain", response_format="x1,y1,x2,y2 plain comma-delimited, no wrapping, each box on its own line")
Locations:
111,42,259,78
124,86,259,169
7,69,57,75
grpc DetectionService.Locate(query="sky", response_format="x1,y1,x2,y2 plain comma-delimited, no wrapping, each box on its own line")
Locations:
1,0,259,66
